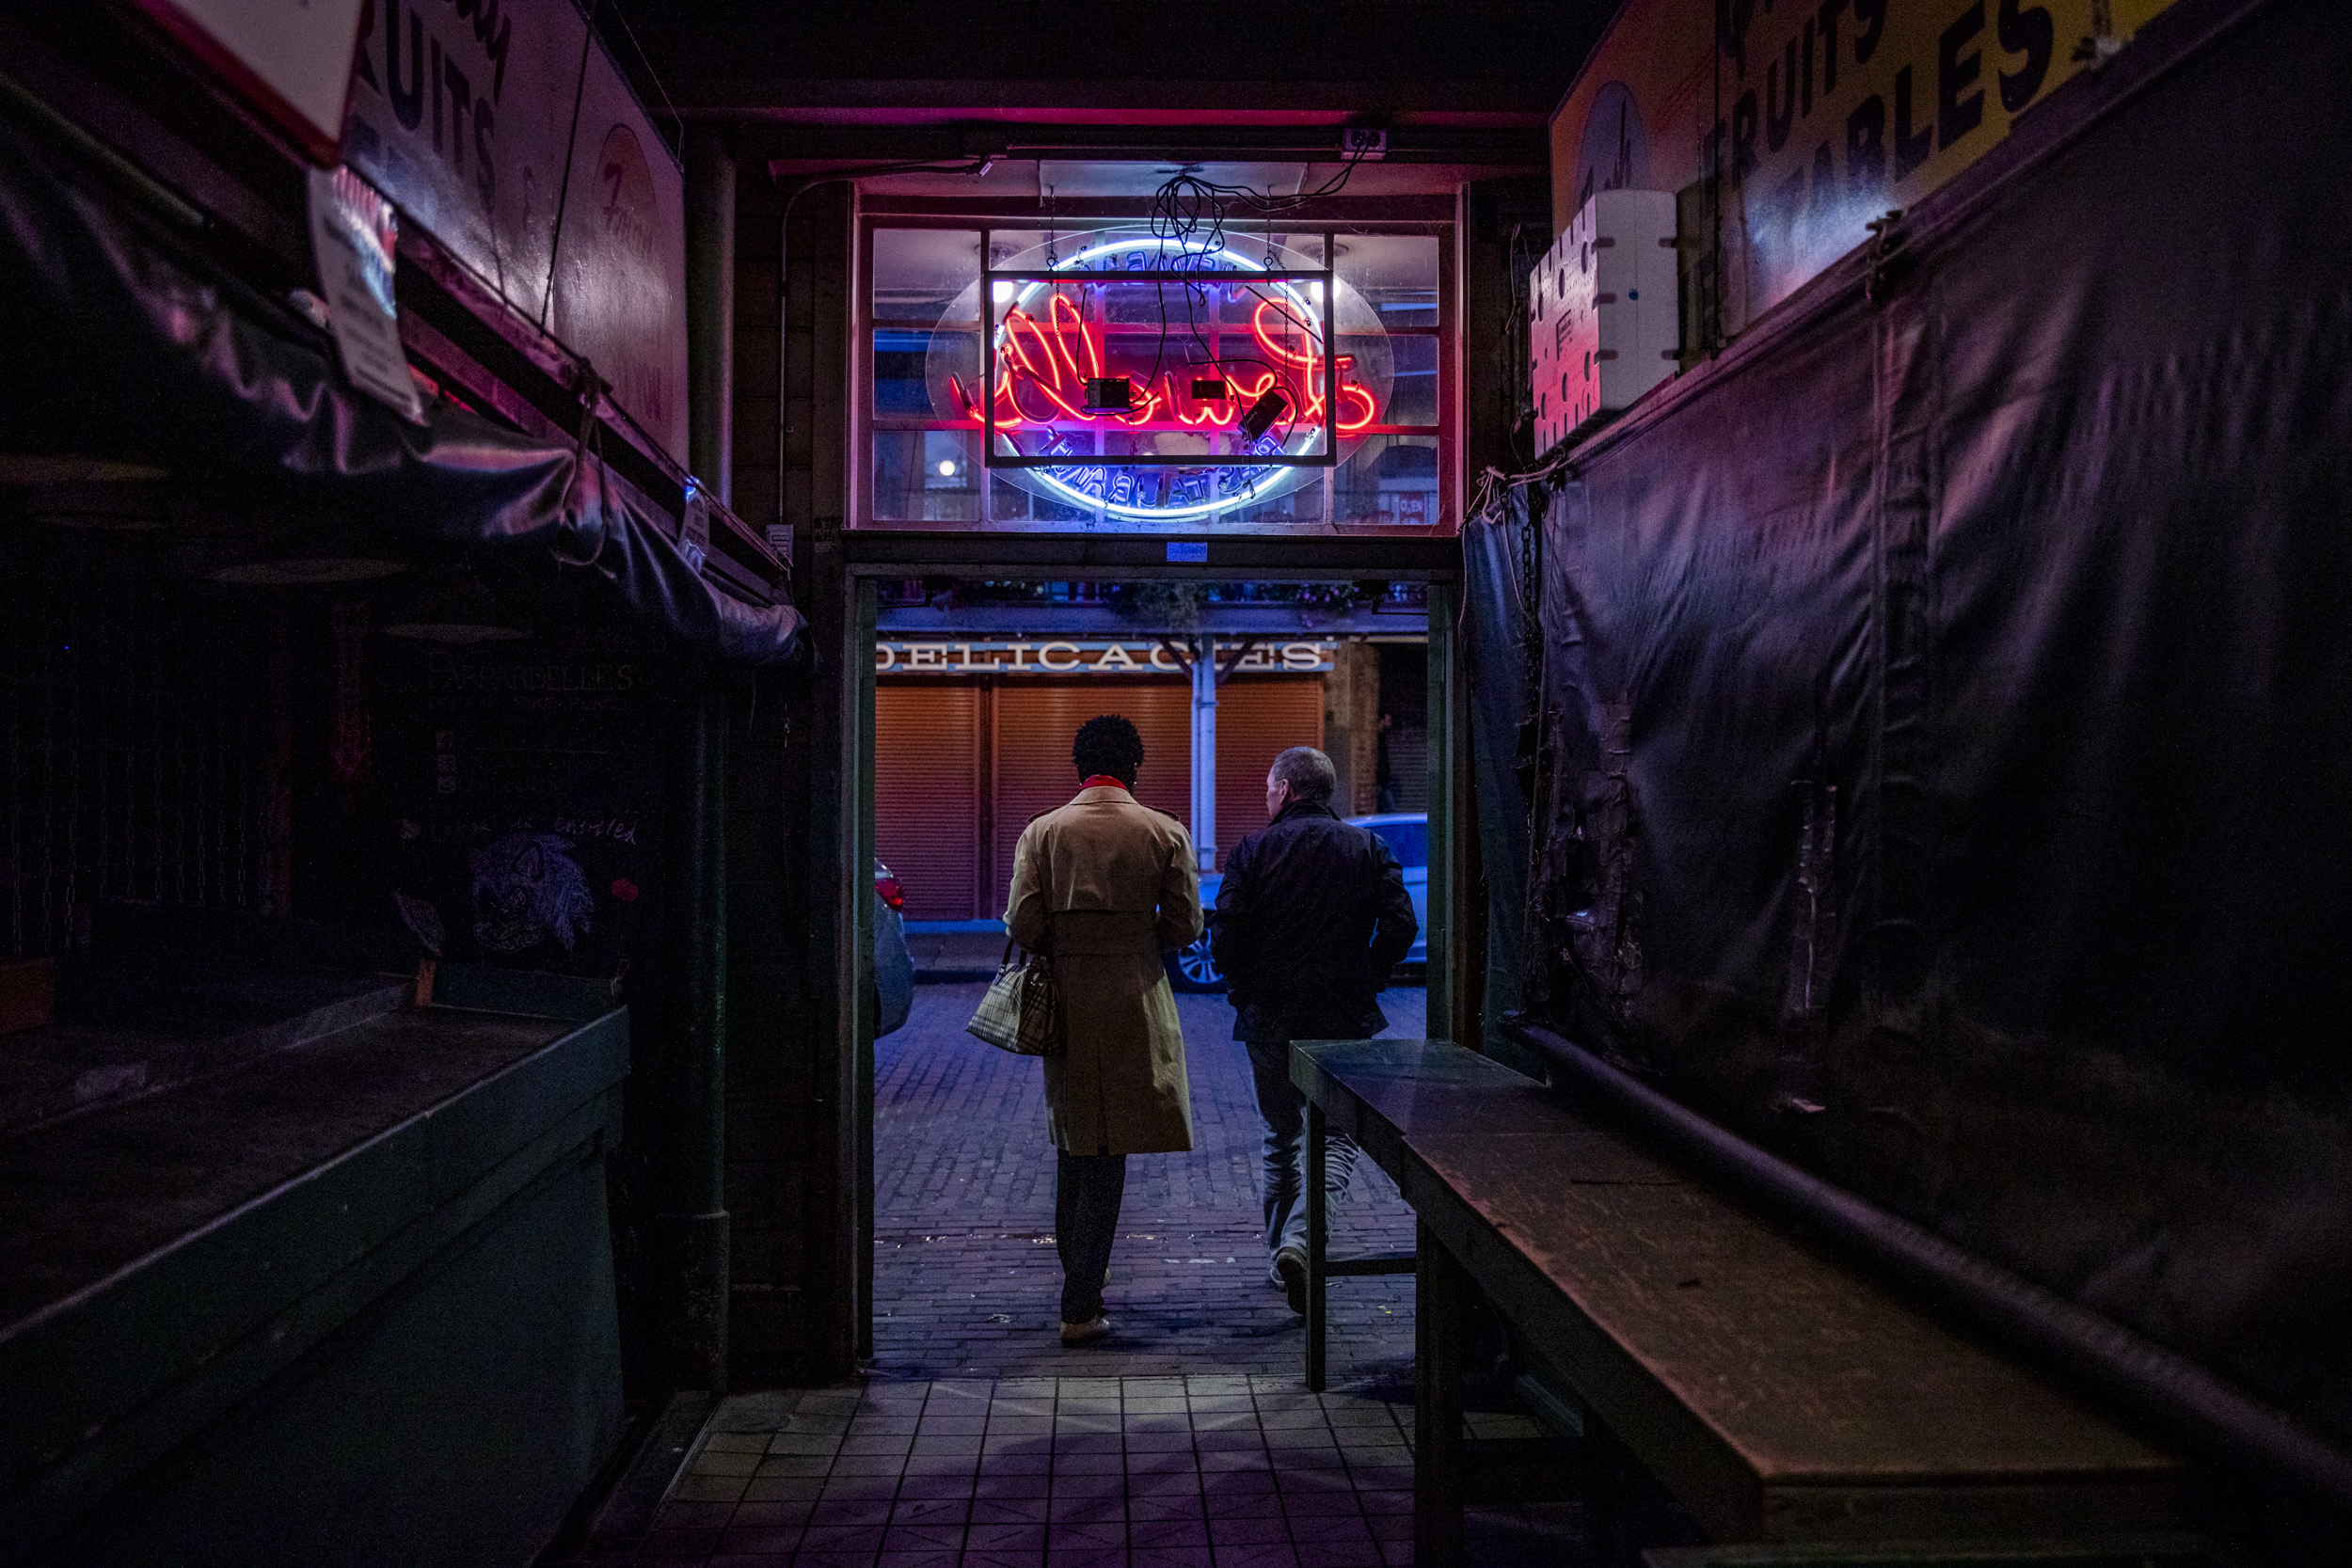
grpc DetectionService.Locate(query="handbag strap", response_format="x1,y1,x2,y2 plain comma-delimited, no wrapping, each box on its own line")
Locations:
1003,918,1052,964
1002,911,1062,966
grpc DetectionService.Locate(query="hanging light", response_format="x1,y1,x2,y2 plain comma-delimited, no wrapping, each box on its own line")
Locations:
0,456,168,486
212,544,410,584
17,480,171,531
209,510,411,584
379,564,530,643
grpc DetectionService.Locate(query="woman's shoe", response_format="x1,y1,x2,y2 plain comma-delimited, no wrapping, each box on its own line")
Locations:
1060,1315,1111,1345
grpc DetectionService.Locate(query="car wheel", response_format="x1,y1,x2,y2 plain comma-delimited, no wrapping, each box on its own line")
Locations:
1165,934,1225,993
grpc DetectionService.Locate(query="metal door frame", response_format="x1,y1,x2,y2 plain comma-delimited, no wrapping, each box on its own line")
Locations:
837,547,1465,1362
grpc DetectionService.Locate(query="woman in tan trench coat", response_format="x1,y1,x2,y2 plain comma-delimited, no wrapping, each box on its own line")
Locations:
1005,714,1202,1341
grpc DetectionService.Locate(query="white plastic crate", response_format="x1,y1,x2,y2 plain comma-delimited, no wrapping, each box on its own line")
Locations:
1530,188,1679,456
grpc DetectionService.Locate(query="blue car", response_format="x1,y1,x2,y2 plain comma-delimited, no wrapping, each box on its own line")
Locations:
1166,813,1429,993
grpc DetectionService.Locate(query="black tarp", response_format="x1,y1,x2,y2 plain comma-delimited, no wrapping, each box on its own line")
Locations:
1463,495,1535,1051
0,101,803,669
1508,0,2352,1455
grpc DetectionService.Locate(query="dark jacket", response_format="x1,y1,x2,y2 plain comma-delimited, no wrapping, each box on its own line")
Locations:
1212,800,1419,1042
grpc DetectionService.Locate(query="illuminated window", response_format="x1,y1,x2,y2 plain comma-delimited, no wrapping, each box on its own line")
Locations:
860,220,1451,533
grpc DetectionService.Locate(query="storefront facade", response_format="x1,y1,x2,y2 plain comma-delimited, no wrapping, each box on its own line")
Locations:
875,645,1329,919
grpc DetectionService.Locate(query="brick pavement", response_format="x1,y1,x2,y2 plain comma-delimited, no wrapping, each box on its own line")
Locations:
872,983,1425,1382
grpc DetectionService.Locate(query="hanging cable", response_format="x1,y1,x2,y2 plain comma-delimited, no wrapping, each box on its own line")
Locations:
1136,142,1375,420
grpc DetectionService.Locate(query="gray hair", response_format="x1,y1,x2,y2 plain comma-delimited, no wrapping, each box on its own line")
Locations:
1269,746,1337,805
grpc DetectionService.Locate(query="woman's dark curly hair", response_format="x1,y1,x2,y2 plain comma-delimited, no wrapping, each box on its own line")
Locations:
1072,714,1145,783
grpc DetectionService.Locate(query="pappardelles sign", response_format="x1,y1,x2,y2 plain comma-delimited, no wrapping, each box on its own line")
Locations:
875,640,1336,674
340,0,689,465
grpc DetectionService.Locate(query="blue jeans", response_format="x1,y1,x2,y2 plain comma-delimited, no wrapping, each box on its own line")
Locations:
1243,1038,1360,1280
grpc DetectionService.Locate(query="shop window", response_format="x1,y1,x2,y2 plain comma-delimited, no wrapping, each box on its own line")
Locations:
861,222,1451,533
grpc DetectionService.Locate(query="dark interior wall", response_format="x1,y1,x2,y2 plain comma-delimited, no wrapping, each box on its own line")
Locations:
1460,177,1550,483
731,163,783,539
1518,0,2352,1463
0,521,288,960
724,172,860,1387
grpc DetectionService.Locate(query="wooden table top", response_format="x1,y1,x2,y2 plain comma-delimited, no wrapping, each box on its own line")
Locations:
1295,1039,2185,1543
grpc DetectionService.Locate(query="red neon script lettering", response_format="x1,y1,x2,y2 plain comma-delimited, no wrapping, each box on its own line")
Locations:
946,284,1381,436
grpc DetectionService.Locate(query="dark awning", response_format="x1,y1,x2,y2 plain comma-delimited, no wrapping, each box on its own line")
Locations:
0,105,803,669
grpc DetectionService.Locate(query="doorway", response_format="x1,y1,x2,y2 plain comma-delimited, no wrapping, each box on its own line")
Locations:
843,567,1462,1377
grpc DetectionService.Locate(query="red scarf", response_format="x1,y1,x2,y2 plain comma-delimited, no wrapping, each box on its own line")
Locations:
1082,775,1130,792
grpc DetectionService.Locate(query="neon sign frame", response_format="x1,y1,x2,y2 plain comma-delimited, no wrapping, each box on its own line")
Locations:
980,235,1340,474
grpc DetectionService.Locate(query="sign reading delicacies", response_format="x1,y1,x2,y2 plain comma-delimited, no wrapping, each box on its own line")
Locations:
1551,0,2182,329
341,0,688,463
876,641,1336,674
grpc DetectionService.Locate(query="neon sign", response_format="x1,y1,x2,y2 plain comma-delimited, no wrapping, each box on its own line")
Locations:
923,236,1394,524
955,293,1379,436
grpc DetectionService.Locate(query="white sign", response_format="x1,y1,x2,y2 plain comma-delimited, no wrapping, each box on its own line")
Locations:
876,640,1336,674
136,0,368,165
341,0,690,463
306,166,423,422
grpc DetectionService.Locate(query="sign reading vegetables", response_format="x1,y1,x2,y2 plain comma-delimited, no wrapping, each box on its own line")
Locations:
1551,0,2181,328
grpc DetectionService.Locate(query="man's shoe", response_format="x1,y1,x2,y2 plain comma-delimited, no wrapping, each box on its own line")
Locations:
1276,1249,1309,1316
1060,1316,1111,1345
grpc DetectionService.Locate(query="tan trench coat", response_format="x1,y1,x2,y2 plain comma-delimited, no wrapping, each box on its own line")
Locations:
1005,784,1203,1155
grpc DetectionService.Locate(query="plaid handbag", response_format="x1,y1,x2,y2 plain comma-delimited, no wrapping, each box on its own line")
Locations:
965,933,1064,1056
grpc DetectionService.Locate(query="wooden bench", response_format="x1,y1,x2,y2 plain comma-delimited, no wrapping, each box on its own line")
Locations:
1293,1039,2193,1565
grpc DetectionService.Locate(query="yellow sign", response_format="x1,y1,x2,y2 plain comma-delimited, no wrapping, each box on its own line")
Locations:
1551,0,2181,329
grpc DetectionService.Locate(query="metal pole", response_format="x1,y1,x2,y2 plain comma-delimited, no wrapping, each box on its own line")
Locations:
1190,635,1217,871
1307,1100,1329,1390
1425,583,1457,1041
663,685,728,1392
853,578,879,1360
1414,1218,1469,1568
685,127,736,506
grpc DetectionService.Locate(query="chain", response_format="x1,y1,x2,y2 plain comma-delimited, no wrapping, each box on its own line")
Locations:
1518,483,1543,709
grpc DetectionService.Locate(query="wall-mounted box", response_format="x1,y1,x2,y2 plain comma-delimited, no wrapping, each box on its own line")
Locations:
1530,188,1679,456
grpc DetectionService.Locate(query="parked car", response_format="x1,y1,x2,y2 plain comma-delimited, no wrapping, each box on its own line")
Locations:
873,859,914,1036
1165,813,1429,993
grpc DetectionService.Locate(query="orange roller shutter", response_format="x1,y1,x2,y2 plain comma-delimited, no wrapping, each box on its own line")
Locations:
875,684,983,919
989,682,1191,918
1215,677,1327,858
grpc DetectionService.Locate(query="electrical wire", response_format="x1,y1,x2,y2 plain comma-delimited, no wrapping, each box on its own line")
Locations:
1138,142,1374,430
936,143,1373,510
537,9,598,332
606,0,685,157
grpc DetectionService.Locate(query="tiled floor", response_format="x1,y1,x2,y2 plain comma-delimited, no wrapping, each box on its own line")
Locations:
576,988,1590,1565
607,1375,1582,1568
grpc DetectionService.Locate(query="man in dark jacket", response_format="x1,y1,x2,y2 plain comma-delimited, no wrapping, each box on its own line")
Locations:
1212,745,1418,1312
